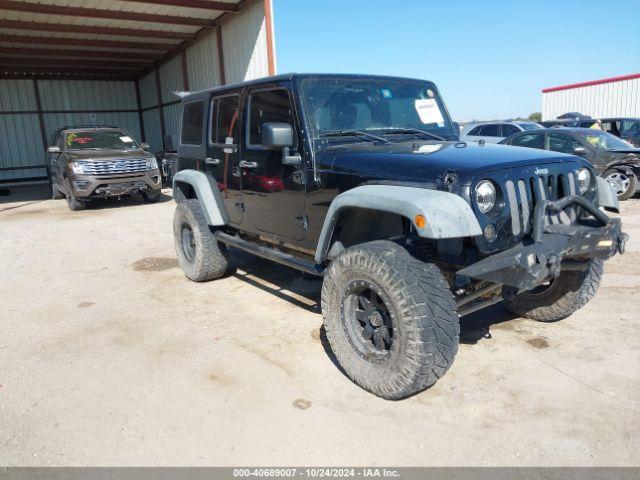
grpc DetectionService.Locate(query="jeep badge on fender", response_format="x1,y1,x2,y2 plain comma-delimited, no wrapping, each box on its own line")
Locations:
170,74,627,400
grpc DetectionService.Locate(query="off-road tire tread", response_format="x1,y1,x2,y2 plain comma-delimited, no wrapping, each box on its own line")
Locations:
173,199,228,282
503,259,603,322
321,240,459,400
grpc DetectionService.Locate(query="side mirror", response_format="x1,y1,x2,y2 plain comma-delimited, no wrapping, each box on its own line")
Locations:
262,122,293,149
262,122,301,166
141,142,150,151
573,146,588,156
47,146,60,153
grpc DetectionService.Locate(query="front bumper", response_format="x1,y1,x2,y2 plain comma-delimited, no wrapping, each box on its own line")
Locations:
458,195,628,291
69,169,162,199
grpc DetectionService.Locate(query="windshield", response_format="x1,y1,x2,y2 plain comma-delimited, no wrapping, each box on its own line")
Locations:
578,131,634,150
65,130,139,151
300,77,455,141
519,123,542,131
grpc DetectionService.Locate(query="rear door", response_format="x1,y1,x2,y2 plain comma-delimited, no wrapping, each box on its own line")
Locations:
206,93,243,224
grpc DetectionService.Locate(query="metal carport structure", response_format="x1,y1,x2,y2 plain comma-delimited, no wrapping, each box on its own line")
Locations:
0,0,275,183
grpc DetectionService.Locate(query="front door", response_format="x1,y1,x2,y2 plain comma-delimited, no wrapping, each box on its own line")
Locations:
240,85,307,241
206,93,243,224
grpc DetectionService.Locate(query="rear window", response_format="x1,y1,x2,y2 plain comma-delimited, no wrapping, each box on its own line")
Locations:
181,101,205,145
480,124,500,137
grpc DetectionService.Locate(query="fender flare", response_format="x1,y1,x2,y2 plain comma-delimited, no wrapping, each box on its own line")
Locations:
596,176,620,213
314,184,482,263
172,169,229,226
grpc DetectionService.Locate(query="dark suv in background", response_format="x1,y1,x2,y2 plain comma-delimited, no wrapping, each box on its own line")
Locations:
47,126,162,211
500,128,640,200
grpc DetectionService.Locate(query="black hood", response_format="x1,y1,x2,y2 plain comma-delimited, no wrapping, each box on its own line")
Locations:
317,141,588,184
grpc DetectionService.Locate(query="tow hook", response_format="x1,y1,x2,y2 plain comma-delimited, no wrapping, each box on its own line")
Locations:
547,254,561,278
617,233,629,255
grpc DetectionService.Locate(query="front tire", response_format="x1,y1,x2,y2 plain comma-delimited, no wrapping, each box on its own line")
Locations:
503,259,603,322
173,199,229,282
142,189,162,203
604,169,637,201
321,240,459,400
51,182,64,200
65,193,86,211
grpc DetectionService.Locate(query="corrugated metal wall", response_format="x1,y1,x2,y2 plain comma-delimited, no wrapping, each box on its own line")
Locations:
223,0,270,84
0,78,141,182
138,0,271,155
0,79,42,181
0,0,273,183
542,76,640,120
186,33,221,92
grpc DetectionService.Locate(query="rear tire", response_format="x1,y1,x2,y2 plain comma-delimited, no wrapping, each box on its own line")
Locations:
604,169,637,201
503,259,603,322
321,240,459,400
173,199,229,282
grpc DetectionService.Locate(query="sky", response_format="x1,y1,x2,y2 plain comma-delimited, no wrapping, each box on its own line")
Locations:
273,0,639,122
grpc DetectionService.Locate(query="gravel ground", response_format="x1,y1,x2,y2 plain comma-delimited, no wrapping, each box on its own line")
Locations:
1,185,639,466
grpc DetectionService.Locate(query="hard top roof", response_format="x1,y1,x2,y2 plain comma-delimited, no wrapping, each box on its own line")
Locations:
179,73,437,101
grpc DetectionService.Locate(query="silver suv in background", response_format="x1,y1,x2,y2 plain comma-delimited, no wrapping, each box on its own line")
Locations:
461,121,542,144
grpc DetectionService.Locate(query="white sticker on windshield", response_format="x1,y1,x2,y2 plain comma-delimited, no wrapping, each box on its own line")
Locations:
119,136,133,142
414,99,444,125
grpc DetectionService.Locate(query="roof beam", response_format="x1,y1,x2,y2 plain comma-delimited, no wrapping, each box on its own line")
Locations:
0,19,195,40
0,58,144,70
0,66,136,77
0,46,160,61
125,0,240,12
0,33,176,51
0,0,213,27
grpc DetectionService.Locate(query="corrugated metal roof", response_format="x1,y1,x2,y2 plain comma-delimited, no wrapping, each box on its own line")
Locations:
0,0,246,79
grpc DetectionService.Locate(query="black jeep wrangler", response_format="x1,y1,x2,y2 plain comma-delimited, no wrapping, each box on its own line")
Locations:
171,74,627,399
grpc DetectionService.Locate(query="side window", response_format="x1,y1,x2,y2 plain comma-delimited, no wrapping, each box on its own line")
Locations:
210,94,240,145
247,89,292,146
181,101,205,145
501,124,519,137
481,124,500,137
467,126,481,136
511,133,545,149
548,133,582,154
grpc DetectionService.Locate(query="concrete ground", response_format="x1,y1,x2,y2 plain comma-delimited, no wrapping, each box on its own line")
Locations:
1,185,639,466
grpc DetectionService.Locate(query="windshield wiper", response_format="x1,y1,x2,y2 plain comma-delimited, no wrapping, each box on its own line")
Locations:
320,129,390,144
378,128,446,142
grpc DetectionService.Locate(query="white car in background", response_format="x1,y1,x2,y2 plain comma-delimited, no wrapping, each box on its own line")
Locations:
461,121,543,144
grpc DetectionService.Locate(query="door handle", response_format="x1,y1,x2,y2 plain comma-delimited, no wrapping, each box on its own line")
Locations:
239,160,258,169
205,157,220,165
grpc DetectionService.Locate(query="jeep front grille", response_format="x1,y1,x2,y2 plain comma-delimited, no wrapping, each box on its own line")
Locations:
505,171,579,237
82,159,147,176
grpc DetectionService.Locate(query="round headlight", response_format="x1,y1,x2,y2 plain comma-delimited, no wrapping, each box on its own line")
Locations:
577,168,591,193
475,180,497,213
